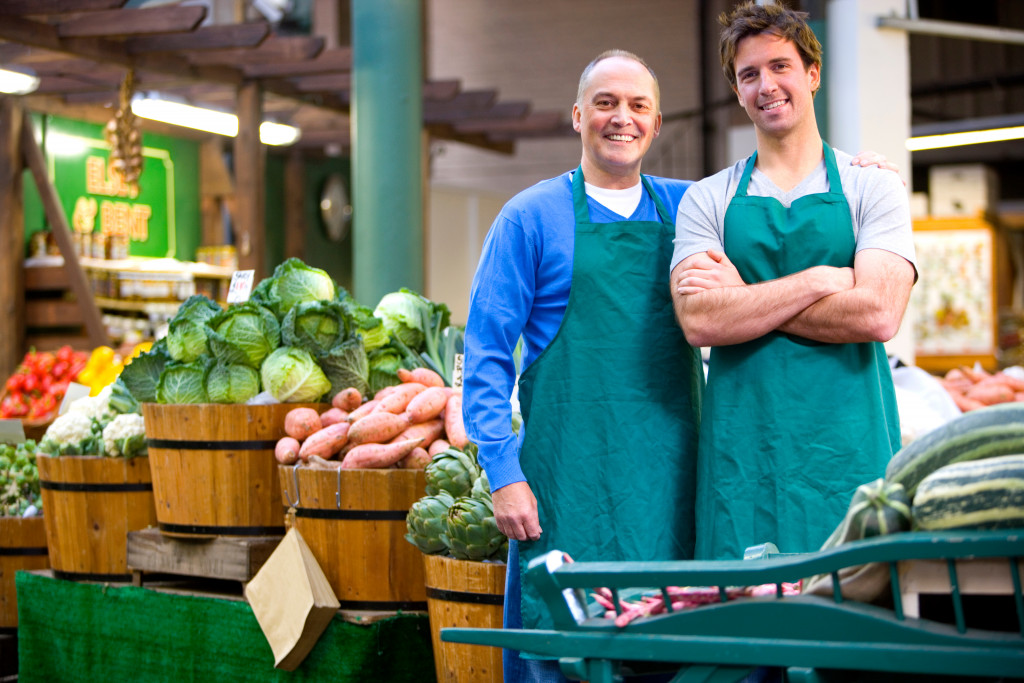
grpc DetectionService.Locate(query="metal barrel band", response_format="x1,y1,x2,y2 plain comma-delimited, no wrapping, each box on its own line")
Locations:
0,546,48,556
147,438,278,451
157,522,286,536
426,586,505,606
282,461,301,508
39,481,153,493
293,507,409,521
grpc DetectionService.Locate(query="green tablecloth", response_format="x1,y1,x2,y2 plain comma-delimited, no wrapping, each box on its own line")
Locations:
16,572,435,682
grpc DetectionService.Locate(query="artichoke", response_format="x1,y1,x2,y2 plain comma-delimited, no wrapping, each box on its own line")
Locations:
405,491,455,554
425,448,480,498
470,469,491,502
440,495,506,561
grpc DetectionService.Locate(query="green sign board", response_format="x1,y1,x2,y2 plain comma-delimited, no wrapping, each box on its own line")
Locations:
25,115,200,261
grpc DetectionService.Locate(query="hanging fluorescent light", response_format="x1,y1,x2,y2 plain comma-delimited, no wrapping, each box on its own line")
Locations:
0,66,40,95
130,93,301,146
906,125,1024,151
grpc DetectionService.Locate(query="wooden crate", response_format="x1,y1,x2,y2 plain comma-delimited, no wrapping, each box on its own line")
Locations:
126,527,281,586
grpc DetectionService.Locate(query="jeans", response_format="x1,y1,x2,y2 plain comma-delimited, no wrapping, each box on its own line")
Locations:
503,540,569,683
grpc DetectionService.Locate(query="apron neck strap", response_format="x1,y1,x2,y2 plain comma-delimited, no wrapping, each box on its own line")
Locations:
736,141,841,197
571,166,672,224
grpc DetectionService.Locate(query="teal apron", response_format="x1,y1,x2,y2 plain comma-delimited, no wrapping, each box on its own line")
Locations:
515,167,703,631
695,143,901,560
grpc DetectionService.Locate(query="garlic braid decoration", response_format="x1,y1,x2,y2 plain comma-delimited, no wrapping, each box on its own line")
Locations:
105,69,143,195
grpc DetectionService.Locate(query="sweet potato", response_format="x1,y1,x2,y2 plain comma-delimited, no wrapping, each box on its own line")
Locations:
391,418,445,446
994,372,1024,393
307,454,342,470
332,387,363,412
298,422,350,460
444,391,470,449
408,367,445,388
340,438,425,469
284,407,322,441
960,365,991,383
347,410,410,445
347,399,381,422
275,436,301,465
427,438,451,457
965,381,1015,405
374,385,400,401
397,446,432,469
320,407,348,427
376,382,427,414
403,386,449,423
396,367,415,383
950,391,986,413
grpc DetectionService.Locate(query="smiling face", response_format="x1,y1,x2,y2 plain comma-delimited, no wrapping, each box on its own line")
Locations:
733,32,819,141
572,56,661,189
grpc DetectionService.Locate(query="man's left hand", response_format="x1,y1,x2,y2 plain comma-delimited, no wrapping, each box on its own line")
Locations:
675,248,745,295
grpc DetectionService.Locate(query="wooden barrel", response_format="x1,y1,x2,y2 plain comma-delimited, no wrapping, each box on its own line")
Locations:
279,465,427,611
37,456,156,582
423,553,506,683
0,516,48,629
144,403,321,537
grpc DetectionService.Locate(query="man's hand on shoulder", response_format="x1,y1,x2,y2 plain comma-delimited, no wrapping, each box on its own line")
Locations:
491,480,542,541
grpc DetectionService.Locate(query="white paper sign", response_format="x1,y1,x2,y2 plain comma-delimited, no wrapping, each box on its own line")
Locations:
227,270,255,304
59,382,91,416
0,419,26,444
451,353,464,389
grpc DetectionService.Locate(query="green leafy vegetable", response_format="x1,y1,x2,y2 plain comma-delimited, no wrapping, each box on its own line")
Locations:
156,358,213,404
317,337,370,399
340,296,389,352
118,340,171,404
254,258,336,319
281,299,351,356
260,346,331,403
206,362,261,404
206,302,281,369
164,295,221,362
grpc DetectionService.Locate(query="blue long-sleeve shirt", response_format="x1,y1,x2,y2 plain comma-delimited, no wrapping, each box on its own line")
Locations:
462,170,692,492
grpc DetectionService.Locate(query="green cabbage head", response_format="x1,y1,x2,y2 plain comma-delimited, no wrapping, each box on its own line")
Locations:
206,302,281,369
261,346,331,403
206,362,261,404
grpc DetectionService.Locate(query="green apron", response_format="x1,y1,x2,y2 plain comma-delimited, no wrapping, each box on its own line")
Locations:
695,143,901,560
516,167,703,631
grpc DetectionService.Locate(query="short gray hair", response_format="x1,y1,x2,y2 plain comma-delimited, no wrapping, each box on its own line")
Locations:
576,49,660,109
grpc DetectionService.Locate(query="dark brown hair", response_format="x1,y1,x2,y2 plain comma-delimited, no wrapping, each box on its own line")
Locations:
719,1,822,93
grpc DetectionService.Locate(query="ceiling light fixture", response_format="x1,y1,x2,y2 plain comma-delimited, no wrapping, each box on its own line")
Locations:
906,125,1024,151
0,66,40,95
130,93,301,146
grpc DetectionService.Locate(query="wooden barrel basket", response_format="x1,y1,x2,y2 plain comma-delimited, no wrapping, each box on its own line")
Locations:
0,516,48,630
423,553,506,683
37,455,156,582
278,465,427,611
144,403,322,537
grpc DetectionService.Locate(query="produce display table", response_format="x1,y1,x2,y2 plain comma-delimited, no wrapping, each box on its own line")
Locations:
444,530,1024,683
15,571,436,682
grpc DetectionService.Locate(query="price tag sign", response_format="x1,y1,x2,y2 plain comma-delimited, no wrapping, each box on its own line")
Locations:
59,382,91,416
0,419,26,444
227,270,255,304
451,353,464,389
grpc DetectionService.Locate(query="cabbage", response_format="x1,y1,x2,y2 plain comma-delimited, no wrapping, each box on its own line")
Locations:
373,290,430,350
280,300,351,356
367,346,406,396
165,295,221,362
254,258,336,319
206,362,261,404
261,347,331,403
206,302,281,369
340,297,389,352
156,359,212,404
317,337,369,399
118,340,171,404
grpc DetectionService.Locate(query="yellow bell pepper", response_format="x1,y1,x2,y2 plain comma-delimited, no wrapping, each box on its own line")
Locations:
78,346,124,396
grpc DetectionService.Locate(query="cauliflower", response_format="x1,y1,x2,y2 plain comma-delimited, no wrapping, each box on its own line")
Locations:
67,385,113,421
102,413,147,459
39,412,104,456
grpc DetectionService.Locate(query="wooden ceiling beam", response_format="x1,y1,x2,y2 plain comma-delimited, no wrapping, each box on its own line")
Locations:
425,100,530,125
124,22,270,54
186,35,324,66
454,111,563,135
242,47,351,77
56,6,207,38
0,0,128,15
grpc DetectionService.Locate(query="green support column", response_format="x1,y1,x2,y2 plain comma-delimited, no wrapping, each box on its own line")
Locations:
351,0,423,305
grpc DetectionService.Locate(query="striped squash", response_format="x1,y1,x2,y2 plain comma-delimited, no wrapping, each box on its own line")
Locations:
912,454,1024,531
885,402,1024,497
821,478,912,550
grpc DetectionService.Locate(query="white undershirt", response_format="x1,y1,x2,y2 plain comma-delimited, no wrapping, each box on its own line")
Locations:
584,180,643,218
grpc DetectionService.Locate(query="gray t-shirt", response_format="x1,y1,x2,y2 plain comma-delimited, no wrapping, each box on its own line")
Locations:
671,147,916,273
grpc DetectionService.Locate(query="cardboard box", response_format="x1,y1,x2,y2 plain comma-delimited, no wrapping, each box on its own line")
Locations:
929,164,999,217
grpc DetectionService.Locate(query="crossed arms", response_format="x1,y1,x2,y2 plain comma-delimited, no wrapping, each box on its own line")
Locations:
671,247,915,347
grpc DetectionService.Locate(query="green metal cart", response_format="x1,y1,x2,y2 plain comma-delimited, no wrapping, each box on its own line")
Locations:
443,530,1024,682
